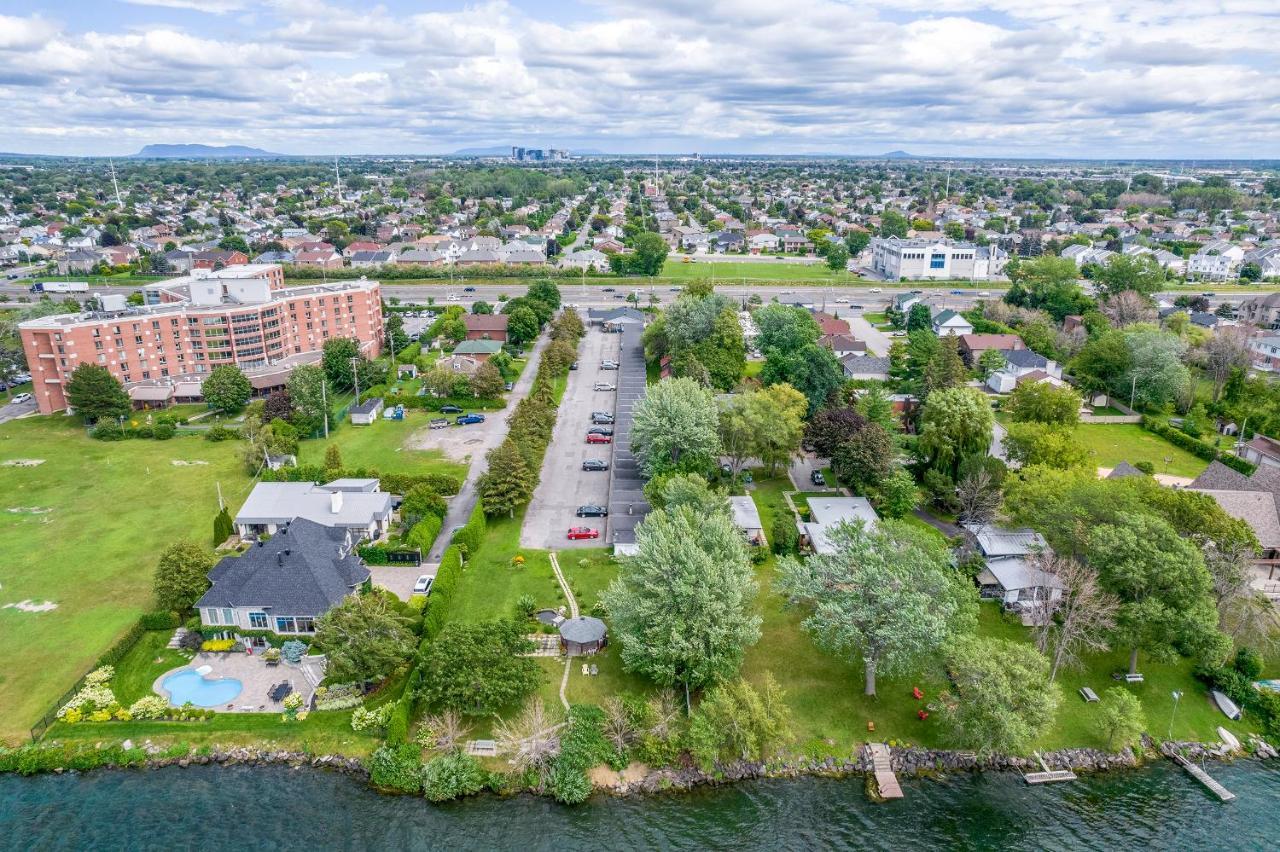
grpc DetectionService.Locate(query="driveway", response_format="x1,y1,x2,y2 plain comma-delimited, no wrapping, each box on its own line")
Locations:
423,333,550,563
369,565,425,600
846,315,892,357
521,322,617,549
0,396,36,424
789,453,833,491
405,413,503,463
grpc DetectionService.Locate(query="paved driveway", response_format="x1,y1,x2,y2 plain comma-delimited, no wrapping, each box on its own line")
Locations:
369,565,425,600
0,396,36,424
846,315,892,357
521,322,617,549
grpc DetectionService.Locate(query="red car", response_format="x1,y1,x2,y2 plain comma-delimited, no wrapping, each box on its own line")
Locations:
586,432,612,444
567,527,600,540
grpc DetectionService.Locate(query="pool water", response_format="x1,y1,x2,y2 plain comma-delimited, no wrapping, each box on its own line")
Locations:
161,669,244,707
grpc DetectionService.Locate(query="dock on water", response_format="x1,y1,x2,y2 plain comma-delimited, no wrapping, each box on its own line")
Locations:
1024,753,1077,785
1171,754,1236,802
865,743,904,799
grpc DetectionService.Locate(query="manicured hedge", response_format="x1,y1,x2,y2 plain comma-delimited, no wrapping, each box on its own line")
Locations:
398,395,506,412
139,611,181,630
422,544,465,641
260,465,462,497
1140,416,1257,476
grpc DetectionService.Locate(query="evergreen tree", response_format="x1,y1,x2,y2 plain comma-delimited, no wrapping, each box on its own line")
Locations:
478,439,537,517
65,363,130,423
212,507,234,546
324,443,344,472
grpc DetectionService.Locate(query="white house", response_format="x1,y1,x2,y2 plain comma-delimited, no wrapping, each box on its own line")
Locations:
870,237,1007,281
728,495,765,547
234,479,394,540
800,497,879,555
559,249,609,271
965,523,1063,613
931,309,974,337
1188,240,1245,281
986,349,1062,393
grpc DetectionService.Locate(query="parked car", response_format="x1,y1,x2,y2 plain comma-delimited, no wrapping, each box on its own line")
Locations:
463,286,476,292
569,361,578,370
455,413,486,425
582,458,609,471
587,426,614,436
978,291,991,297
600,360,619,370
567,527,600,541
587,432,612,444
439,404,463,414
950,289,964,295
811,469,826,486
593,382,616,391
413,575,434,595
504,381,514,392
429,418,449,430
12,374,30,383
869,287,882,293
576,505,608,517
10,392,32,404
835,297,849,303
602,287,615,292
591,412,615,424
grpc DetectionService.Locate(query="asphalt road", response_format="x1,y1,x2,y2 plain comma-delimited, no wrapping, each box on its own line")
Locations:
520,322,617,549
0,396,36,424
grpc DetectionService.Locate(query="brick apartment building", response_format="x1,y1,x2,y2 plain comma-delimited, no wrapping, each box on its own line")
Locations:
19,265,383,414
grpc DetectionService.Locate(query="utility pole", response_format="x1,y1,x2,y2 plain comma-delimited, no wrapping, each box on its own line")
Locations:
1130,373,1137,410
321,379,330,439
351,356,361,406
109,159,124,208
1169,690,1183,739
334,156,342,203
216,481,224,511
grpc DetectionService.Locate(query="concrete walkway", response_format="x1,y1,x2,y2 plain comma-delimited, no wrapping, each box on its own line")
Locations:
424,333,551,564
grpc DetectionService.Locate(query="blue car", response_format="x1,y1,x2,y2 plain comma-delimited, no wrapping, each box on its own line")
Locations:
455,413,486,425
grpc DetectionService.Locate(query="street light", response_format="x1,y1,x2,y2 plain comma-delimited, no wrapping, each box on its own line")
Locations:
1169,690,1183,739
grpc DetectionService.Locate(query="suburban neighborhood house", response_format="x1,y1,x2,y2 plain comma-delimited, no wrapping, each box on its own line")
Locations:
869,236,1007,281
17,263,384,414
1190,461,1280,585
799,497,879,555
196,518,371,639
234,478,394,541
728,495,765,547
985,348,1063,393
462,313,508,341
965,523,1063,620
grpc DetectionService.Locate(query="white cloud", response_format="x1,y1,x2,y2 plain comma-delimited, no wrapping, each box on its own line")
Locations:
0,1,1276,156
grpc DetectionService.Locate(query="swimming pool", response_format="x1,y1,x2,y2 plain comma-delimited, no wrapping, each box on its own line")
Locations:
161,669,244,708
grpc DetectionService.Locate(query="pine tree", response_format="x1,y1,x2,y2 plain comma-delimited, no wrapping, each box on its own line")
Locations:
478,439,536,517
324,444,343,473
65,363,130,423
213,507,234,546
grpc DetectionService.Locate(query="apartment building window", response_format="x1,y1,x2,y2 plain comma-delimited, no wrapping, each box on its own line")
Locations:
134,335,143,345
94,341,103,350
141,371,150,380
930,254,946,269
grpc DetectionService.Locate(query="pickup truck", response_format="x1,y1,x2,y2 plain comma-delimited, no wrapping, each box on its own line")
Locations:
429,418,449,430
455,413,486,425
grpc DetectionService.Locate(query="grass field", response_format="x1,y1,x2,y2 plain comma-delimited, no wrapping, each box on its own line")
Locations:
0,416,253,744
296,411,466,480
1073,422,1208,478
659,259,853,282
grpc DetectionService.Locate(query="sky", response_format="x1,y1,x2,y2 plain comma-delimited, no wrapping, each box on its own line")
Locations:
0,0,1277,158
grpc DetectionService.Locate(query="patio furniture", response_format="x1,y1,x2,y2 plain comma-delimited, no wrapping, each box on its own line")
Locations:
1080,687,1099,703
590,665,598,676
269,682,294,702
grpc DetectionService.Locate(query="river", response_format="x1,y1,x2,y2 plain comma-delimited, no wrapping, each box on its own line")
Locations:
2,761,1278,851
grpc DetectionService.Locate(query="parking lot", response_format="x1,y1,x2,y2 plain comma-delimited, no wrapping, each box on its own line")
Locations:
520,321,619,549
405,409,503,462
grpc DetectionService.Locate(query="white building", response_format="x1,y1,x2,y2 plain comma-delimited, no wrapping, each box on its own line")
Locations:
1188,240,1245,281
870,237,1007,281
800,497,879,555
234,479,394,540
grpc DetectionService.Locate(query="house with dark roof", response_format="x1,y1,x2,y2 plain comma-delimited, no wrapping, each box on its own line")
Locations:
1189,460,1280,577
462,313,508,342
986,348,1062,393
931,308,974,337
819,333,865,358
963,523,1062,620
1105,461,1147,479
841,354,891,381
957,333,1023,366
196,518,370,637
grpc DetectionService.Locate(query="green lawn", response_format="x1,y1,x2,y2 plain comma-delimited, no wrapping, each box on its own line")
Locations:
660,258,853,282
0,416,254,744
111,630,190,705
863,312,889,326
297,412,466,480
1073,422,1208,478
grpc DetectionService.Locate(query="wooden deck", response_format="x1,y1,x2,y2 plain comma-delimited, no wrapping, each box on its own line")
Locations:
1025,752,1077,784
866,743,904,799
1171,754,1236,802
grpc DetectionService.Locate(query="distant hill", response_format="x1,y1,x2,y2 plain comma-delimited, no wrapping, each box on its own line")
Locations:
131,144,285,159
880,150,915,159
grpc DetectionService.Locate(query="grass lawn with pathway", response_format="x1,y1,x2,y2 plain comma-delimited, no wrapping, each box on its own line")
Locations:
297,413,466,480
0,416,253,744
1072,422,1208,478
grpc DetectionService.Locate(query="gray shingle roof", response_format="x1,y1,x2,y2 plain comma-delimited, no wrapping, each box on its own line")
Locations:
1106,461,1147,479
559,616,607,643
196,518,370,616
1003,348,1049,369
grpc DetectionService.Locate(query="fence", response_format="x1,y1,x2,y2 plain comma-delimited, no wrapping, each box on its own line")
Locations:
29,617,149,742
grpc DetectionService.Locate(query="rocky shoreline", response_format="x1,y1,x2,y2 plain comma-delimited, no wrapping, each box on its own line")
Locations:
20,734,1279,800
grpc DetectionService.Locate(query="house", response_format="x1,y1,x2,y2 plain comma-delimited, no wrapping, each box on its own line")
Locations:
195,518,370,638
1188,240,1245,281
233,479,394,540
748,232,780,253
841,355,891,381
450,339,503,362
779,233,813,253
800,497,879,555
588,307,645,331
1248,336,1280,372
958,333,1023,366
349,397,384,425
1239,434,1280,470
56,249,101,274
1188,461,1280,576
294,249,344,269
463,314,508,342
1239,293,1280,329
436,353,482,375
986,349,1062,393
396,249,447,267
891,292,920,314
192,249,248,270
819,334,865,358
728,495,765,547
559,249,608,271
964,523,1063,615
931,309,974,337
349,250,396,268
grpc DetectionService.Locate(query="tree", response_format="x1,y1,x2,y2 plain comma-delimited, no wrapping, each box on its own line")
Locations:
644,473,725,516
685,674,793,770
825,243,849,271
1201,327,1251,402
937,636,1061,756
874,466,920,519
1087,513,1222,674
603,505,760,708
323,443,343,472
478,439,537,517
286,365,329,436
153,540,214,612
1094,254,1164,299
905,303,932,332
1002,422,1091,470
65,363,130,423
471,361,505,399
831,422,894,492
879,210,908,238
922,335,967,397
718,384,805,475
470,300,493,315
493,696,562,778
1100,290,1155,328
753,304,820,353
527,279,562,310
777,519,976,696
630,377,721,477
263,390,292,423
761,344,844,416
1006,381,1081,426
201,365,251,413
218,234,250,254
506,306,540,346
417,620,544,716
314,592,415,684
321,337,362,390
629,232,670,275
956,468,1001,526
844,230,870,256
1004,256,1091,321
918,387,994,478
1124,328,1190,410
855,384,897,433
400,484,446,528
1071,330,1132,397
1094,689,1145,750
977,348,1006,379
212,507,234,546
1033,554,1119,681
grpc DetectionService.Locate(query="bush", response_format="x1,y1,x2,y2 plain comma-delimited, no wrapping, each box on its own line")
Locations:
386,694,412,744
1140,416,1255,475
91,423,124,441
421,752,488,802
351,703,392,732
139,611,180,630
548,705,613,804
179,631,205,652
368,744,423,794
204,424,240,442
200,638,237,652
154,423,176,440
281,640,308,663
1134,460,1155,475
1234,647,1264,680
128,696,170,720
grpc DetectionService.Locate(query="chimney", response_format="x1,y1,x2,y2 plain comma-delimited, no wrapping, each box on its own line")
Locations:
330,490,343,513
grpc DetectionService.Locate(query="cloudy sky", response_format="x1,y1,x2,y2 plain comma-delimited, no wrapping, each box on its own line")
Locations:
0,0,1276,158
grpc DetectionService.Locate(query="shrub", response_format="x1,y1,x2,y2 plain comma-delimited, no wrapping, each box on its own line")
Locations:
179,631,205,652
386,694,412,744
129,696,170,720
1134,460,1155,475
91,423,124,441
134,425,155,439
281,640,308,663
351,703,392,732
548,705,613,804
515,594,536,620
421,752,488,802
204,424,240,442
200,638,237,653
154,423,176,440
1234,647,1264,680
368,744,423,794
140,611,180,630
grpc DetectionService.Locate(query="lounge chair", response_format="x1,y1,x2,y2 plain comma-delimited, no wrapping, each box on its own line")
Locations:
1079,687,1099,703
581,664,589,675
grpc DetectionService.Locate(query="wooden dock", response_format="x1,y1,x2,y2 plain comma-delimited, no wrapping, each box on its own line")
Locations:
1171,754,1236,802
866,743,904,799
1024,752,1077,785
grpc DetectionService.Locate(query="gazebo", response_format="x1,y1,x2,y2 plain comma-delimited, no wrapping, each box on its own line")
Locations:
558,616,607,656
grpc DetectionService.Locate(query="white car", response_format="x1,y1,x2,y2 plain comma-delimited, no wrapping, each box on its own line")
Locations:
413,575,434,595
868,287,882,293
979,291,991,297
594,382,616,391
10,392,32,404
835,297,849,303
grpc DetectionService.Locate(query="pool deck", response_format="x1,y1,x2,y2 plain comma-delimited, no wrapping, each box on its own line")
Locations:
153,652,313,713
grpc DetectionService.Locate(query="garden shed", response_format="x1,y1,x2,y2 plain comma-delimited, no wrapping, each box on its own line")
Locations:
558,616,607,656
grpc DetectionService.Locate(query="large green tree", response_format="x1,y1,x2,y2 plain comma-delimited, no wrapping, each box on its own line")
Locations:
315,591,416,684
603,504,760,709
629,232,670,275
201,365,251,413
153,540,215,612
1004,255,1092,321
478,438,537,517
1005,381,1082,426
918,387,994,478
630,377,722,477
938,636,1061,756
286,364,329,436
1094,254,1165,299
65,363,130,423
776,519,976,696
417,620,544,716
718,383,806,474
